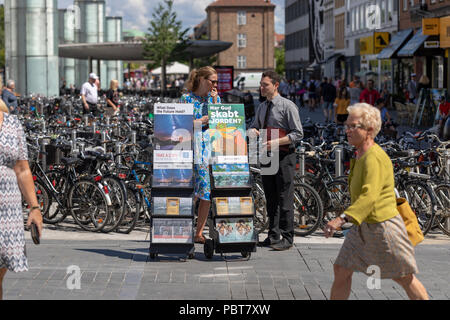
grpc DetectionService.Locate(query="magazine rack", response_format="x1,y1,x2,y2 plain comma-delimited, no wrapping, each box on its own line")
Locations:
149,103,195,261
203,170,257,261
203,103,257,261
149,187,195,261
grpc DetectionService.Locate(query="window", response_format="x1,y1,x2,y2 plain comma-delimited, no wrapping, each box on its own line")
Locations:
381,0,385,24
237,34,246,48
388,0,393,22
237,56,246,69
237,11,246,25
403,0,408,11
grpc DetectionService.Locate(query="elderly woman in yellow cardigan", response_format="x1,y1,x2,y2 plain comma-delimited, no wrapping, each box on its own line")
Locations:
324,103,428,300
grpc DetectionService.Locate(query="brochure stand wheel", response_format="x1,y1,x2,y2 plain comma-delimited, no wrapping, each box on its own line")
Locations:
204,239,214,260
150,252,158,259
241,251,251,259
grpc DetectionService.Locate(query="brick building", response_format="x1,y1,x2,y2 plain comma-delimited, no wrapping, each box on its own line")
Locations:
206,0,275,73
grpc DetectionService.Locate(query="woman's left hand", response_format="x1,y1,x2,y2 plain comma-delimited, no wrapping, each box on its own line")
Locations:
26,209,43,238
324,218,344,238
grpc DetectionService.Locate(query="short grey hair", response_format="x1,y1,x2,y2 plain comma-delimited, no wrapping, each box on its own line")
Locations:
347,103,382,139
6,80,15,89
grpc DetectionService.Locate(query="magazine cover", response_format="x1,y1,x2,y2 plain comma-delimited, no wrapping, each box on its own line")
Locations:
153,197,193,216
152,218,193,243
152,163,194,188
208,104,247,159
216,218,255,243
214,197,254,215
154,103,193,151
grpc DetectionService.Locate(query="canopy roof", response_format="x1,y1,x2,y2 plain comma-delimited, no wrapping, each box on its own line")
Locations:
151,62,190,75
58,40,233,61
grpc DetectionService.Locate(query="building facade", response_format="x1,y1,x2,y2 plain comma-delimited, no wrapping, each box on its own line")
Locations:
285,0,311,80
206,0,275,74
398,0,450,91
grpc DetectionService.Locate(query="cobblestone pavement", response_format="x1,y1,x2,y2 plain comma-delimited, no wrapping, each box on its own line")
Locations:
2,227,449,300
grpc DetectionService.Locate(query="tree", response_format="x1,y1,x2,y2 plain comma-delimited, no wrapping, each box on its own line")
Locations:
275,47,285,76
142,0,189,95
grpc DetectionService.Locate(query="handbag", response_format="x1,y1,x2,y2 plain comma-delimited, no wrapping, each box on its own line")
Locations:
396,198,424,247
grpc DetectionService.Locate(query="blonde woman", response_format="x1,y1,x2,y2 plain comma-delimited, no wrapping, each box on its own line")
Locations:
324,103,428,300
105,80,120,117
179,66,219,244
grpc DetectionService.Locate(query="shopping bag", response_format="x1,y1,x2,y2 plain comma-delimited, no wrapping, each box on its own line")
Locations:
396,198,424,247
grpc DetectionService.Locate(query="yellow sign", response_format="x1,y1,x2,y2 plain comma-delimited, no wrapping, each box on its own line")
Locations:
423,18,440,35
440,16,450,48
360,32,390,55
360,36,374,55
374,32,390,52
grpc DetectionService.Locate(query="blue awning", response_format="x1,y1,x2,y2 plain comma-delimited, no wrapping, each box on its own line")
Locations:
377,29,413,59
397,28,429,57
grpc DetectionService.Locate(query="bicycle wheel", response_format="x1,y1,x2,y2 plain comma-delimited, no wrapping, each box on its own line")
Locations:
321,180,350,226
294,182,323,236
24,177,50,223
252,180,269,234
101,176,127,233
399,180,436,235
43,170,69,224
434,184,450,236
116,186,141,234
68,179,111,232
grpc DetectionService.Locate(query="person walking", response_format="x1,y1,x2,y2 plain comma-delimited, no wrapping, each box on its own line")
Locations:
105,80,120,117
334,86,350,125
348,80,362,106
308,77,317,111
0,108,43,300
324,103,428,300
250,70,303,251
179,66,219,244
322,78,337,123
407,74,418,104
81,73,100,117
1,80,18,115
359,79,380,106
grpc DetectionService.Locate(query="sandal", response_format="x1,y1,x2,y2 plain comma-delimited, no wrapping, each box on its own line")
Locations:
194,235,206,244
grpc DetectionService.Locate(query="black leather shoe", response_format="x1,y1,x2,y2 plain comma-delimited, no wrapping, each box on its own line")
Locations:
270,239,293,251
259,237,280,247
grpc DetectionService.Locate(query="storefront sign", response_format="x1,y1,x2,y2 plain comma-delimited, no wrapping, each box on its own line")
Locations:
374,32,390,52
424,41,440,48
423,18,440,35
360,33,390,55
439,16,450,48
360,36,374,55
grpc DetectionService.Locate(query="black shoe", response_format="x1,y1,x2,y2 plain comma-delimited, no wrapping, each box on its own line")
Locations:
270,239,293,251
259,237,280,247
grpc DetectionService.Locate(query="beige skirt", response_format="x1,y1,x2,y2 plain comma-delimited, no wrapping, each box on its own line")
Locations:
334,214,419,279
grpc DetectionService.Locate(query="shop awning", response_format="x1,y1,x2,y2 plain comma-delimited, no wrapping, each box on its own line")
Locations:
377,29,413,59
325,53,344,63
397,28,429,57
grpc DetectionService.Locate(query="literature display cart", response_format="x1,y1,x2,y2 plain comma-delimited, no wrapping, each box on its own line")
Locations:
203,104,257,261
149,103,195,260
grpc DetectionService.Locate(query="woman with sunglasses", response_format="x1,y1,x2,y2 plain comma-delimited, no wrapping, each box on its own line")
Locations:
180,66,220,244
324,103,428,300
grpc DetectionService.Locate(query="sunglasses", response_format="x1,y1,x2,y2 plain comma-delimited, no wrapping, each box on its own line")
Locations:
207,79,218,85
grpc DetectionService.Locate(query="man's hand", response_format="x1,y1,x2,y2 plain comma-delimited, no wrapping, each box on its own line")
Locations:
248,128,260,138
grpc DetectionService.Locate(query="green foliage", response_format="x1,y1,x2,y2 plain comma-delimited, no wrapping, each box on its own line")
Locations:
275,47,285,76
142,0,189,92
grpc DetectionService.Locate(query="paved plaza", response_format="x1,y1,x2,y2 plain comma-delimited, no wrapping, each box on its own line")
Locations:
2,225,449,300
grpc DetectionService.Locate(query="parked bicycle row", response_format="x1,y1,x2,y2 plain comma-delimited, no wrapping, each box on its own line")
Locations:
15,95,449,237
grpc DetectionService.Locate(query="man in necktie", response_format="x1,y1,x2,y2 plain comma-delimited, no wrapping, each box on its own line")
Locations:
249,71,303,251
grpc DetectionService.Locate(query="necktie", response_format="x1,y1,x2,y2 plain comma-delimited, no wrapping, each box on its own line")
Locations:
262,101,272,129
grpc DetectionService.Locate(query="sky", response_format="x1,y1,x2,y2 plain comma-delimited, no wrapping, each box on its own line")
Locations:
0,0,285,35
